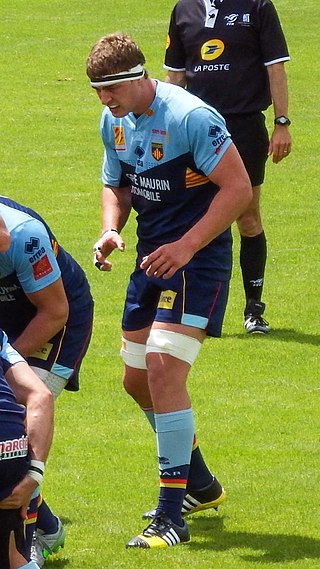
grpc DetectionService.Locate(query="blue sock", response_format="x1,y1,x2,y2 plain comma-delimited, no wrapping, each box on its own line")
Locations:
155,408,194,525
142,407,211,490
140,405,156,431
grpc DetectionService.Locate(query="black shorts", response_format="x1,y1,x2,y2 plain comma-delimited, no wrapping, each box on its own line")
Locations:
0,422,30,501
225,112,269,187
0,510,27,569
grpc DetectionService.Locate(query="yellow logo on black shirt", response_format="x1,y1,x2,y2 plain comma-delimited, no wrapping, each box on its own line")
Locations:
201,39,225,61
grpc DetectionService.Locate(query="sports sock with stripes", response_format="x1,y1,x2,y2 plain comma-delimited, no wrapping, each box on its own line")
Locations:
154,408,193,525
142,407,212,491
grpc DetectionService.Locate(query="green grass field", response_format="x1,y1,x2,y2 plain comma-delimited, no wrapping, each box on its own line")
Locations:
1,0,319,567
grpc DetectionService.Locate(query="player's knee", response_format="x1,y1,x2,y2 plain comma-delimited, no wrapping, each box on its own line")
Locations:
237,210,262,236
146,329,201,366
120,337,147,370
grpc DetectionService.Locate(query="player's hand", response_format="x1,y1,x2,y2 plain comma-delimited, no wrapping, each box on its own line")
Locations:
93,230,125,272
140,240,193,279
0,476,38,518
268,126,291,163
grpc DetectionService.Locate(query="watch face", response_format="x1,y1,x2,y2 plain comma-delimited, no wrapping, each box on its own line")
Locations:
275,116,291,125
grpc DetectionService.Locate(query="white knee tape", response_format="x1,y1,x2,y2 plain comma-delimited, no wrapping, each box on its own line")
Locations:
146,329,201,366
120,337,147,369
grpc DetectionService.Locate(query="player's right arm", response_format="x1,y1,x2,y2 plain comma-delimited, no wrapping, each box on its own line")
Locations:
93,184,131,272
12,278,69,357
0,335,54,513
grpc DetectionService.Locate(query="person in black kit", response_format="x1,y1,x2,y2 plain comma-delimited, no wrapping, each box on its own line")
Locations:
164,0,291,332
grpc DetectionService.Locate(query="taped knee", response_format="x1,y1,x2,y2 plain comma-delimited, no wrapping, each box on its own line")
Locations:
120,337,147,370
146,329,201,366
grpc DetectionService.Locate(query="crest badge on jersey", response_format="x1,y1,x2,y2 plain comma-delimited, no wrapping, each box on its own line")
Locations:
113,126,126,151
151,142,164,162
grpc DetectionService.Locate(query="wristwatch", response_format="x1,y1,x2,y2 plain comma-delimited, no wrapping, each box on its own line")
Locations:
274,116,291,126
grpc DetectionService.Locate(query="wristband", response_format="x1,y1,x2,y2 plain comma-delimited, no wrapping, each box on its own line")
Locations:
101,228,119,237
27,460,45,486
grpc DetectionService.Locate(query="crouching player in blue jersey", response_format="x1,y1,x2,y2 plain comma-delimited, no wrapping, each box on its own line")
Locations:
87,33,252,549
0,200,94,566
0,328,54,569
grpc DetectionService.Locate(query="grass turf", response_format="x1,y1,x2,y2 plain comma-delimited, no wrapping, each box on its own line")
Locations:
1,0,319,567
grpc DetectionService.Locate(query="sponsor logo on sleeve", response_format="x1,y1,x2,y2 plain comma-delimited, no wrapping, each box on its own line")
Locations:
24,237,40,254
32,255,53,280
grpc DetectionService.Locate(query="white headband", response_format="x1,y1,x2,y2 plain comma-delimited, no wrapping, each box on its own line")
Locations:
90,64,145,88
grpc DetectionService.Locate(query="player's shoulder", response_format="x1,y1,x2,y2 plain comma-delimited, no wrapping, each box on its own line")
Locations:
0,199,45,237
156,81,222,126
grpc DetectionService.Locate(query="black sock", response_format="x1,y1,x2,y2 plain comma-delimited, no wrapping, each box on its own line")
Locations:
240,231,267,304
187,436,213,491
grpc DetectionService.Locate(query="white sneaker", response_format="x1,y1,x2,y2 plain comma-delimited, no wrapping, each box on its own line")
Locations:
30,517,65,567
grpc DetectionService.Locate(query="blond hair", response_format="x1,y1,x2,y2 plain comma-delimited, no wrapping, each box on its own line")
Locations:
86,33,146,81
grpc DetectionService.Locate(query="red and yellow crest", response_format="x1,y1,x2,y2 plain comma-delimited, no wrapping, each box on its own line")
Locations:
151,142,164,161
113,126,126,151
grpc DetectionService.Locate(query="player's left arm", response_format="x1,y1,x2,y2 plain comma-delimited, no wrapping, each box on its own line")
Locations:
141,143,252,279
267,62,292,163
12,278,69,357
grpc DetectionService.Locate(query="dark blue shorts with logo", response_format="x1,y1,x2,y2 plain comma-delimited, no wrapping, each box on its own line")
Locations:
122,264,229,338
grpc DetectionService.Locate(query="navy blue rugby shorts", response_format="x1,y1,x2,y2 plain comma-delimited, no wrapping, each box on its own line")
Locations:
122,265,229,338
225,112,269,187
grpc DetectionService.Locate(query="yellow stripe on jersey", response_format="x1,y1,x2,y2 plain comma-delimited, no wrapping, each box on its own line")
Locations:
51,239,59,257
185,168,209,188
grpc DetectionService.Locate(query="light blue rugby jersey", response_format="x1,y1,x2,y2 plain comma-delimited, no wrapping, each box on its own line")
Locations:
0,203,61,293
100,80,233,274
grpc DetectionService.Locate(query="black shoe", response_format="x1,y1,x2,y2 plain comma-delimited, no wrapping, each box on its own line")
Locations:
142,476,226,520
126,514,190,548
244,300,269,334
